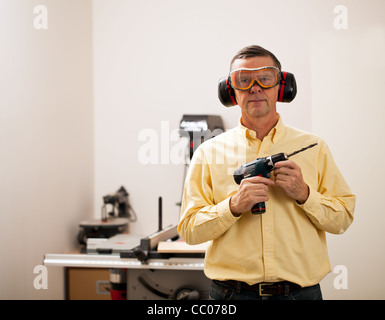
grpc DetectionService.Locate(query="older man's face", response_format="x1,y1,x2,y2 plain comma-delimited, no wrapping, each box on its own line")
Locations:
231,56,279,119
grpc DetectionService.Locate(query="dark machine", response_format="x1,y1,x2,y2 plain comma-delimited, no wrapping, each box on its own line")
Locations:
177,114,225,207
77,186,137,249
100,186,136,222
234,143,318,214
179,114,224,160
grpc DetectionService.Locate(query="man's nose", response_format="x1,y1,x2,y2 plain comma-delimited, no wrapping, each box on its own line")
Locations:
249,80,262,93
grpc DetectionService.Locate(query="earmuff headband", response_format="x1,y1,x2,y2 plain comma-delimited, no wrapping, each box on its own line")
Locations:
278,72,287,102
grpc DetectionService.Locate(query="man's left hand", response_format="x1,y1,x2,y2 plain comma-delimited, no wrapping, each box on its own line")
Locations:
274,160,309,204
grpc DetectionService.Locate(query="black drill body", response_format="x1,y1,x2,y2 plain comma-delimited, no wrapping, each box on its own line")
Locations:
233,143,317,214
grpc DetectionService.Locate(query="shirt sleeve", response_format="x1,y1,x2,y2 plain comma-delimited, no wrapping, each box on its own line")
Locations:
296,142,356,234
177,146,240,245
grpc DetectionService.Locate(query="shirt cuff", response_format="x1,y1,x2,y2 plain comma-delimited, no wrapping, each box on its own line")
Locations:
296,186,322,216
217,197,241,229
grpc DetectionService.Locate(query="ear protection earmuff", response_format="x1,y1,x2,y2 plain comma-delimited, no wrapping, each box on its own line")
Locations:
218,71,297,107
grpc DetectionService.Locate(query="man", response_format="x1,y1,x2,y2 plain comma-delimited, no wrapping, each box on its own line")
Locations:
177,45,355,300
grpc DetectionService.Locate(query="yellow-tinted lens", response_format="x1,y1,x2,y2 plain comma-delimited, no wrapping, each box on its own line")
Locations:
230,67,280,90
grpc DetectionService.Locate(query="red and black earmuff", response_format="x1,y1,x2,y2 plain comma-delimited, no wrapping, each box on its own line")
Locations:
218,71,297,107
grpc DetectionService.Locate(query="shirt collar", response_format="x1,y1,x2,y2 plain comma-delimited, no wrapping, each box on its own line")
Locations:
237,113,286,144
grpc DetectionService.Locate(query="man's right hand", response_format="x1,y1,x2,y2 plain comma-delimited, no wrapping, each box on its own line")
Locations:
229,176,274,217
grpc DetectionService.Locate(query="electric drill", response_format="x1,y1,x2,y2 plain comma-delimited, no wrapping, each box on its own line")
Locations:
233,143,318,214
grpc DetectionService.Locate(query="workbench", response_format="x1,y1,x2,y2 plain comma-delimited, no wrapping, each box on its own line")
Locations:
44,243,210,299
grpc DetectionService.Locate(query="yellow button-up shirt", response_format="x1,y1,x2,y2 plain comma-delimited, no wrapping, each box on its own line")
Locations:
178,115,355,287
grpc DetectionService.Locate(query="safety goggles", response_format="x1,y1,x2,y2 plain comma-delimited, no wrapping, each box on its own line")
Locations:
230,66,281,91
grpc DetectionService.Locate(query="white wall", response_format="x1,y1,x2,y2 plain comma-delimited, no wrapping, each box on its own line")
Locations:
0,0,93,299
93,0,385,300
310,1,385,299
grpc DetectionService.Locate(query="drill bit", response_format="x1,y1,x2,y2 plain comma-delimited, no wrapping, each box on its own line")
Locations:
287,143,318,158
